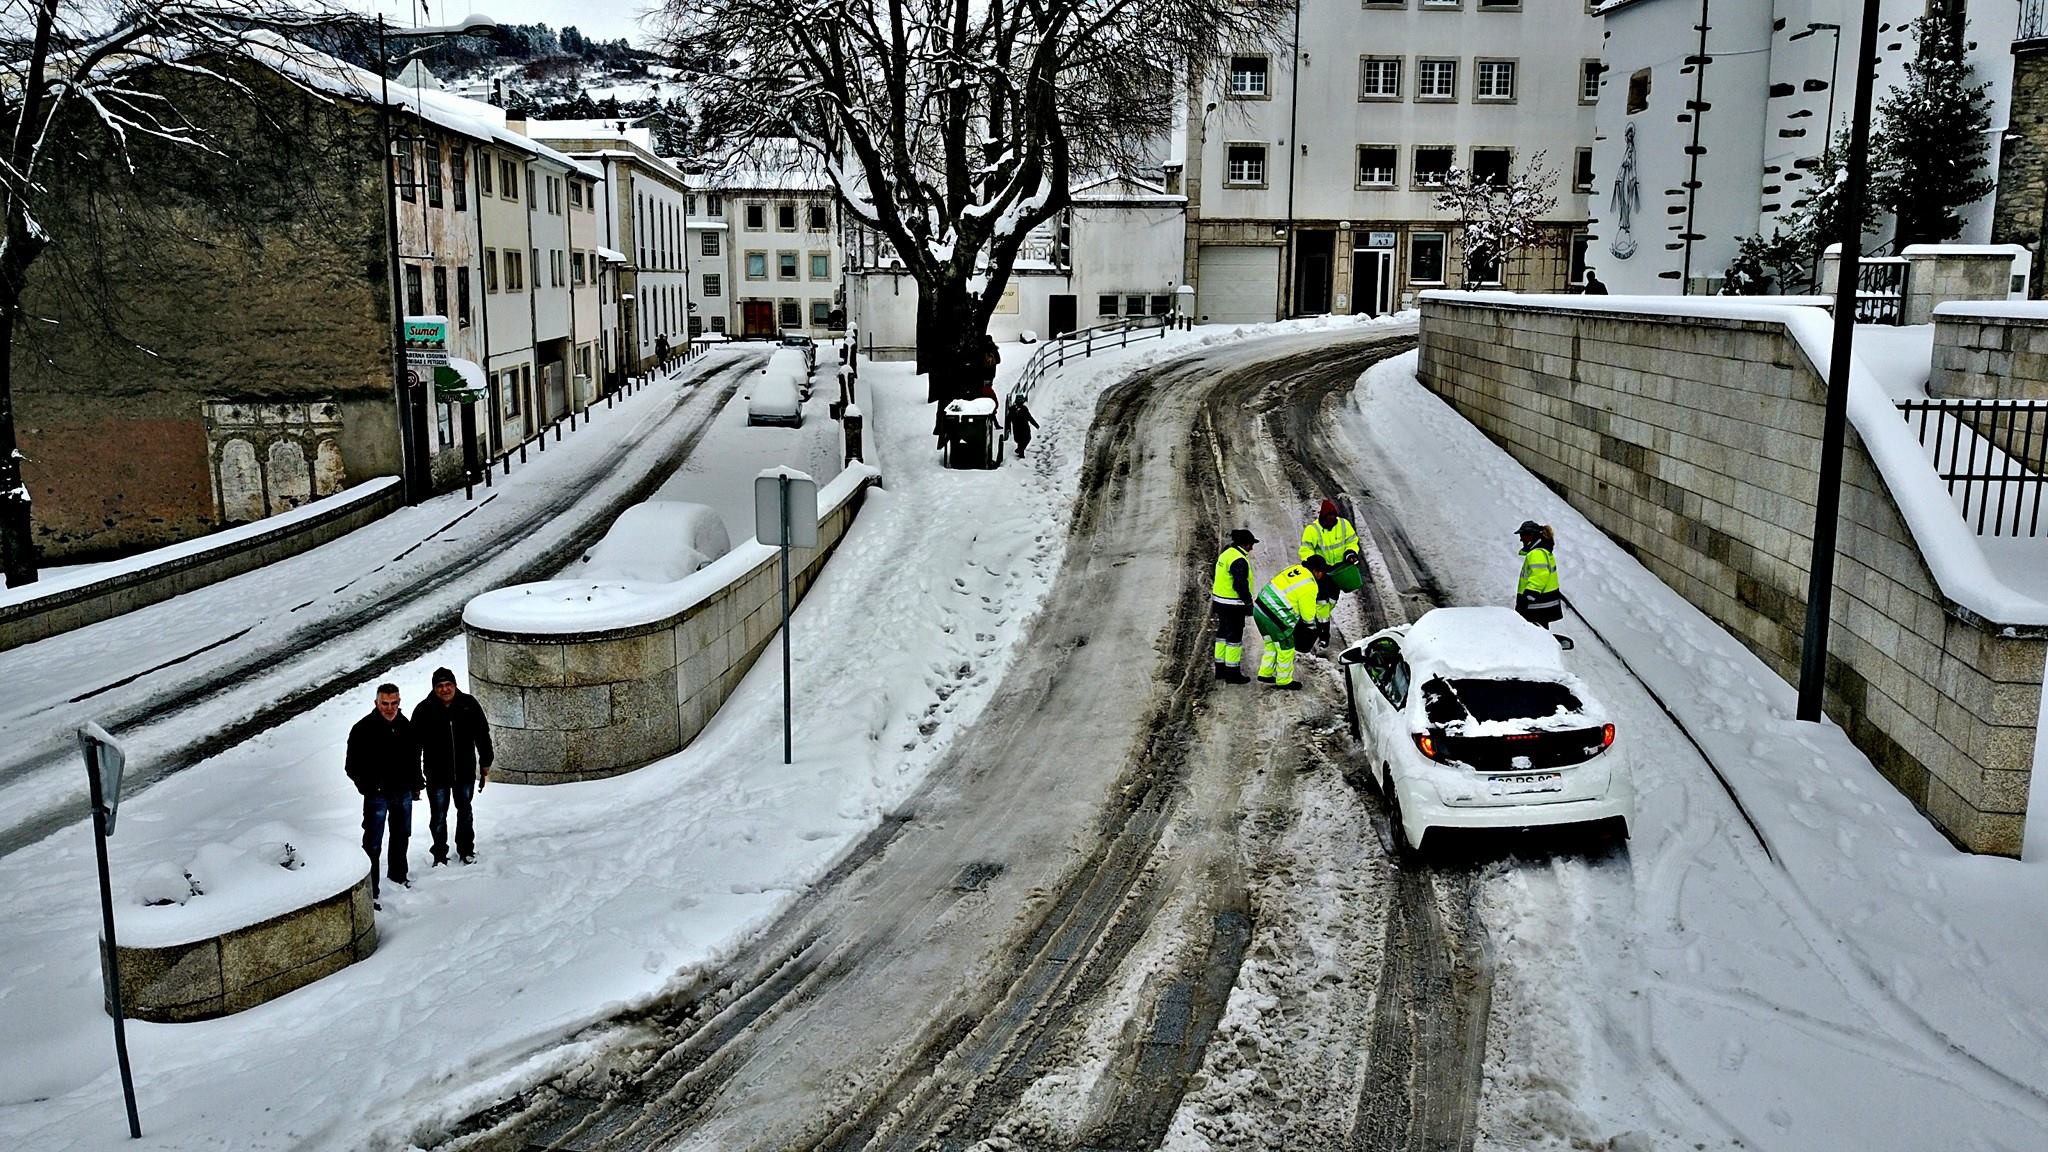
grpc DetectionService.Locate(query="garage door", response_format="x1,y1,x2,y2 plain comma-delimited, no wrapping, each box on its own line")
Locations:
1196,245,1280,324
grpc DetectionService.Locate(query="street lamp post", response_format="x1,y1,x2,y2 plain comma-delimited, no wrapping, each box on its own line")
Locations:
1796,0,1882,722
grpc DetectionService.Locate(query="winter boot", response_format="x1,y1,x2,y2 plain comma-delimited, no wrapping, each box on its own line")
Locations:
1273,680,1304,691
1222,667,1250,684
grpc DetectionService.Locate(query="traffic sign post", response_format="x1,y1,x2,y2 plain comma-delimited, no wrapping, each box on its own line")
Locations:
754,469,819,765
79,722,140,1139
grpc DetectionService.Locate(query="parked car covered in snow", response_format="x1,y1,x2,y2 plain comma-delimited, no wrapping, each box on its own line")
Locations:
1339,606,1632,855
778,329,818,373
747,348,808,427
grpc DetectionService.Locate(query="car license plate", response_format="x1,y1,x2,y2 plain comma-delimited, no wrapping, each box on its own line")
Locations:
1490,773,1563,796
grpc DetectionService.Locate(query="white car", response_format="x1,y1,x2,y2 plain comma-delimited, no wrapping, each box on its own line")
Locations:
746,348,808,427
1338,606,1633,855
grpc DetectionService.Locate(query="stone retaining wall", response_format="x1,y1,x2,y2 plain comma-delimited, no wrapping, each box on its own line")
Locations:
0,478,401,652
1930,305,2048,401
467,472,880,783
113,872,377,1022
1419,297,2045,855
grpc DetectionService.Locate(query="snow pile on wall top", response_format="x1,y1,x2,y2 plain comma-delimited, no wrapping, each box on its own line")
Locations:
565,501,731,585
122,824,364,950
1420,291,2048,627
1932,300,2048,322
463,465,879,635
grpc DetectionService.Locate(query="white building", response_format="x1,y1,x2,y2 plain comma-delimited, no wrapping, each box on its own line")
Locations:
1184,0,1604,321
1591,0,2017,295
706,163,846,339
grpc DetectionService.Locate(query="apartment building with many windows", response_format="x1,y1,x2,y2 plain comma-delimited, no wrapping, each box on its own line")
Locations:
1184,0,1603,321
705,162,845,339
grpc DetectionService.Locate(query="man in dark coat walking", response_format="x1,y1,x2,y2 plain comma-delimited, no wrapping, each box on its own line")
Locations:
412,667,495,866
346,682,423,904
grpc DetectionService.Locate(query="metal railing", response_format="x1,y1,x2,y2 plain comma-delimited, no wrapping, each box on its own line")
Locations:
1007,313,1183,408
466,346,712,499
1896,398,2048,536
2022,0,2048,43
1853,258,1908,325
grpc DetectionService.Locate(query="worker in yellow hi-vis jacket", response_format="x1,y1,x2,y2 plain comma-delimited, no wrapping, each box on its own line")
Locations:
1515,520,1564,628
1299,499,1360,649
1253,555,1329,690
1211,528,1258,683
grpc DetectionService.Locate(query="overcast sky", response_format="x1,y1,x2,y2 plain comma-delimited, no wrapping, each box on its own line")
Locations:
344,0,658,47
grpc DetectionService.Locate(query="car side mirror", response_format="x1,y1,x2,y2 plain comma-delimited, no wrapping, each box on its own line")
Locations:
1555,635,1575,651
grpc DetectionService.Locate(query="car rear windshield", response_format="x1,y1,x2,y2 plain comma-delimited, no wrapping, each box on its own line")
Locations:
1421,677,1582,725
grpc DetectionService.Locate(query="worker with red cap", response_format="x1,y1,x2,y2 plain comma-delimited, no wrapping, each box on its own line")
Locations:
1298,498,1360,649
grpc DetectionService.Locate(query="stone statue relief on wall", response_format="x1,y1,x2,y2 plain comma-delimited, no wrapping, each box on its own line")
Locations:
1610,123,1641,261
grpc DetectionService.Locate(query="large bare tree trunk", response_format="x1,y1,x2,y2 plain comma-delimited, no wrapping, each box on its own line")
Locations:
921,278,983,411
0,295,31,588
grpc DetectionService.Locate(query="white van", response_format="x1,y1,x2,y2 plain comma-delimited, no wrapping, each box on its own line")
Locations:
747,347,809,427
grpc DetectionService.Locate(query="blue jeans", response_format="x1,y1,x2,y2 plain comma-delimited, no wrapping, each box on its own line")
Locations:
362,792,413,894
428,778,475,862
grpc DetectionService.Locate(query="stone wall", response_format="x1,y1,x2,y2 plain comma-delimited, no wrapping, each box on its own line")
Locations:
1418,297,2046,855
467,472,880,783
1992,45,2048,279
1930,305,2048,401
114,872,376,1023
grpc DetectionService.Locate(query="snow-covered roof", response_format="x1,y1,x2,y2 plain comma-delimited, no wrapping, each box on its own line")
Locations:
1402,607,1569,683
702,139,832,192
524,119,658,154
597,246,627,263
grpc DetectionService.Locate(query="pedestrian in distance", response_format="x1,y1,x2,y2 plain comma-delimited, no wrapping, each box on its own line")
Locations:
1582,270,1609,295
1211,527,1259,683
655,333,671,371
1515,520,1565,629
412,667,495,867
1254,554,1328,690
1299,498,1360,650
346,682,423,908
1010,397,1040,458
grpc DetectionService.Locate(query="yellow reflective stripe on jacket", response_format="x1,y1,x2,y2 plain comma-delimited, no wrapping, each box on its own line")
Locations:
1299,518,1359,564
1267,563,1322,619
1212,546,1252,600
1518,547,1559,596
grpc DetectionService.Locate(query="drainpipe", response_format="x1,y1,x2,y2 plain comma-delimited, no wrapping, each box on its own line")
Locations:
471,142,496,456
525,157,538,424
1279,0,1303,318
1678,0,1711,293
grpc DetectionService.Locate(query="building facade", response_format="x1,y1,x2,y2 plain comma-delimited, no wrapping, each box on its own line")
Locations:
1184,0,1603,321
706,167,846,339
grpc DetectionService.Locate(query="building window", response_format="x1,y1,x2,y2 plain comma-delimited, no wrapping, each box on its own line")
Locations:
502,370,521,416
1627,68,1651,114
746,202,766,230
1413,145,1454,187
1574,147,1595,193
505,249,524,291
1364,0,1407,8
710,314,727,334
808,203,829,231
1581,59,1602,104
484,248,498,292
704,273,723,297
1229,55,1269,98
1410,231,1447,284
812,299,832,326
1476,60,1516,102
779,298,802,327
686,315,701,338
707,194,723,216
500,159,519,200
479,149,492,195
569,180,583,209
1119,293,1142,316
1569,231,1592,286
778,251,799,279
1417,59,1457,100
1357,145,1398,187
437,400,452,448
1098,293,1119,317
1422,0,1459,8
703,231,721,256
1150,294,1172,315
777,203,798,231
746,250,768,279
527,169,537,206
432,265,448,316
1225,143,1267,186
1471,147,1511,186
405,265,424,315
572,252,586,285
1360,57,1402,100
457,269,472,324
1478,0,1520,8
809,252,830,280
1468,238,1502,285
425,146,443,208
451,147,468,210
398,144,417,203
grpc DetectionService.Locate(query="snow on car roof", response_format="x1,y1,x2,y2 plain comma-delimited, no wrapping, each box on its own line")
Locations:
1402,606,1568,682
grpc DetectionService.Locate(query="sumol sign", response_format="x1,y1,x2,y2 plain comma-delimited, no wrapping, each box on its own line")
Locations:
404,316,449,367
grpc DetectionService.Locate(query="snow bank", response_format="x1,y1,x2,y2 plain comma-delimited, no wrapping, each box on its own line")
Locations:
1423,292,2048,627
1931,299,2048,321
463,464,879,635
565,501,731,584
121,824,363,950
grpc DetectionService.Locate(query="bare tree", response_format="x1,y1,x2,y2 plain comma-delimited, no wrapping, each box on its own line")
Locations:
0,1,359,586
1432,151,1560,290
656,0,1287,406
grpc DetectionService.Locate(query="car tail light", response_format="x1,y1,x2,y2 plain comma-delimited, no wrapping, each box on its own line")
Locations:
1413,733,1439,761
1602,723,1616,749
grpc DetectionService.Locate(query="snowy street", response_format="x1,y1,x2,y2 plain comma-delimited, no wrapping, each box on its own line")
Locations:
2,322,2045,1152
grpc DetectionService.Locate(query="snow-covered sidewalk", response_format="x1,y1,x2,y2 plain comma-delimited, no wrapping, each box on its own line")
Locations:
0,317,1411,1150
1338,350,2048,1152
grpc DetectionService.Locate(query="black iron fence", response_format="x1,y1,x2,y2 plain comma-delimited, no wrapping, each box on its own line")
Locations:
2023,0,2048,42
1854,258,1908,325
1008,313,1182,409
1895,398,2048,536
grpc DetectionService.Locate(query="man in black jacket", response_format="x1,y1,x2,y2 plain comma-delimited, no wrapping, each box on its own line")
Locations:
346,683,423,904
412,667,495,866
